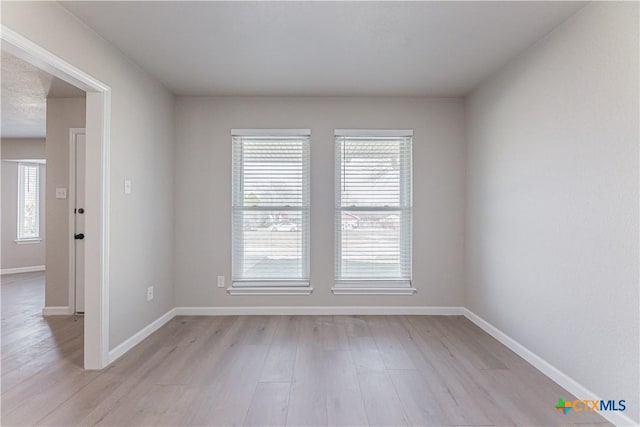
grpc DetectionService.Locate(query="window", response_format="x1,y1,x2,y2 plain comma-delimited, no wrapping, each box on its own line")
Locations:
17,163,40,240
334,130,414,294
231,129,311,291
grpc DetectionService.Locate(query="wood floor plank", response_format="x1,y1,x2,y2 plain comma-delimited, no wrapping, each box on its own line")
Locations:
401,316,515,426
189,344,270,426
432,316,508,370
324,349,368,426
153,386,201,426
95,383,186,427
2,364,100,426
237,315,280,345
186,316,253,387
384,317,490,426
348,336,387,374
388,369,449,426
152,316,232,385
35,372,123,426
367,316,416,370
243,382,291,426
131,384,187,426
341,315,372,338
2,358,85,414
260,316,300,382
76,345,178,426
2,317,81,359
359,371,408,426
286,316,328,426
319,317,349,350
2,333,84,391
474,367,562,426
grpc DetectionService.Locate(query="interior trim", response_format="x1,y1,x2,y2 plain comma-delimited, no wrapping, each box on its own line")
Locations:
331,287,416,295
0,265,45,275
231,128,311,136
334,129,413,137
107,308,175,365
227,286,314,296
14,239,43,245
42,306,74,316
174,306,463,316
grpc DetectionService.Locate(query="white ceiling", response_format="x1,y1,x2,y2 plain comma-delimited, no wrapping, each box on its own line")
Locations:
61,1,585,97
1,50,85,138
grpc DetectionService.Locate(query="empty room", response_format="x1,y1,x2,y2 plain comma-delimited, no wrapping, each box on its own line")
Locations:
0,1,638,426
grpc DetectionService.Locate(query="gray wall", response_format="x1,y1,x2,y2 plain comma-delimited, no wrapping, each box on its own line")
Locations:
44,97,85,307
175,96,466,308
465,2,639,423
1,138,46,270
3,1,176,349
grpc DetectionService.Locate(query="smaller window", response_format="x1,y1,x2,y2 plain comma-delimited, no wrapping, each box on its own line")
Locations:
17,163,40,240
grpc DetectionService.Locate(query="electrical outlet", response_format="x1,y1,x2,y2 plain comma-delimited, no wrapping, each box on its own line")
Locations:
217,275,225,288
147,286,154,301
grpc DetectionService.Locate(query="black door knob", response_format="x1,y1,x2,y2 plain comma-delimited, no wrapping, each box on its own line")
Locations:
78,208,84,214
74,233,85,240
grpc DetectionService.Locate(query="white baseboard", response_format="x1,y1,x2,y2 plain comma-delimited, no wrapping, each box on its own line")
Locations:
1,265,45,275
107,308,176,364
42,306,74,316
174,305,464,316
463,308,637,427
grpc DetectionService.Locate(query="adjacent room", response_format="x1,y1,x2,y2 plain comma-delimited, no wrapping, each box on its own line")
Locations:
1,1,638,426
1,49,88,394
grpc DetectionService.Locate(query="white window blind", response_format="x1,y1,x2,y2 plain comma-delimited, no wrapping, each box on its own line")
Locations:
232,130,310,286
17,163,40,240
335,131,412,285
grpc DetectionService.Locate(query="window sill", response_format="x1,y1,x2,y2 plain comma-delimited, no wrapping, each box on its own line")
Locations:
15,238,42,245
228,285,313,296
332,282,416,295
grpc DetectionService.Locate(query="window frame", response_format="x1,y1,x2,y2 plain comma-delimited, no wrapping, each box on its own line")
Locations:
17,162,41,242
333,129,415,295
230,129,312,294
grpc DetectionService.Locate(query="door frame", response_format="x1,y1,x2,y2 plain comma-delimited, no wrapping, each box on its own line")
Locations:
68,128,86,314
1,26,111,369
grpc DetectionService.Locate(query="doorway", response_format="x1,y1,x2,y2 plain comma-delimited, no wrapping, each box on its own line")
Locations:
1,26,111,369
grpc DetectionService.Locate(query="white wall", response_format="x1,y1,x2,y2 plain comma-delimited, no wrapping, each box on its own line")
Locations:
2,2,176,349
466,2,639,424
175,96,466,308
1,138,46,270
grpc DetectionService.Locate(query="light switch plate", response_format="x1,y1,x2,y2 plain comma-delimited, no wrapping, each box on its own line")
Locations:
124,179,132,194
147,286,154,301
55,187,67,199
217,276,225,288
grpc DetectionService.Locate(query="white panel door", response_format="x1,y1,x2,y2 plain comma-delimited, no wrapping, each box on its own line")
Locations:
74,133,86,313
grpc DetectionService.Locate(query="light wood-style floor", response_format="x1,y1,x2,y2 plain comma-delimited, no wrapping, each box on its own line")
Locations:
2,272,609,426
